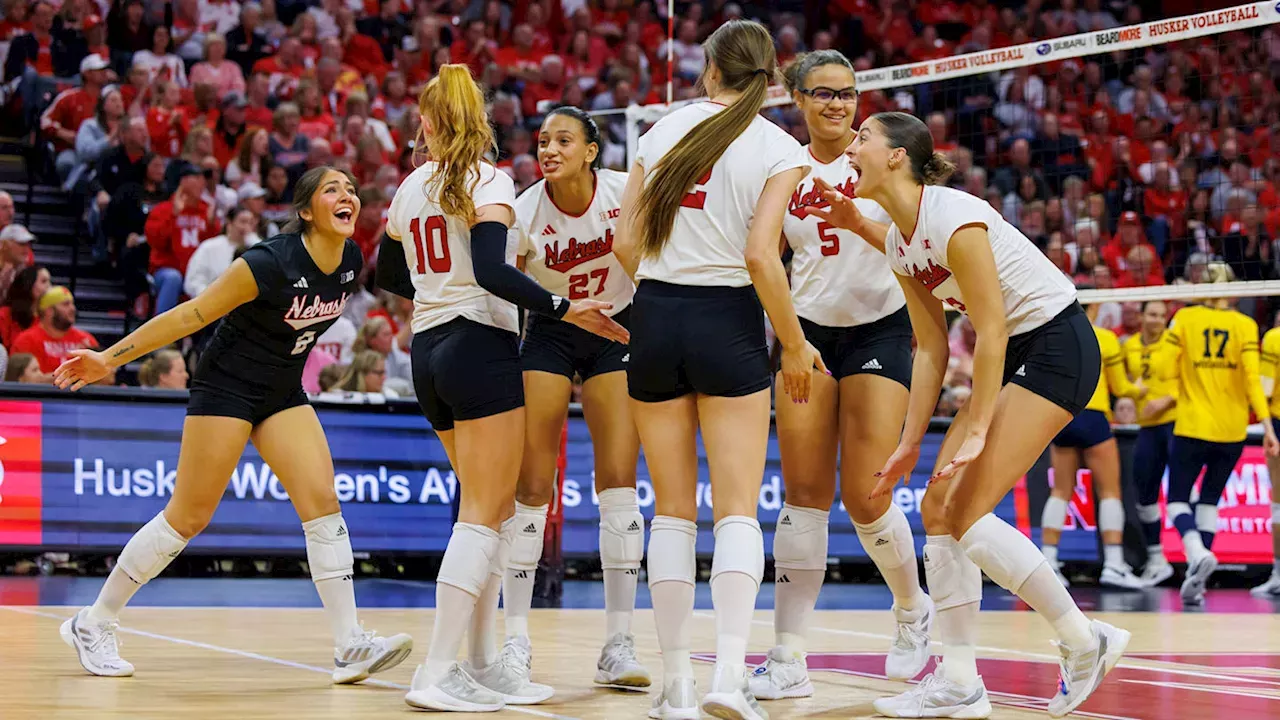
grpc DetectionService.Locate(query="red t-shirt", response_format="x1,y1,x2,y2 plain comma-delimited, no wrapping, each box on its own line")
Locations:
245,104,273,130
298,111,336,141
144,197,220,274
496,46,544,77
146,106,190,158
11,323,99,373
40,88,96,150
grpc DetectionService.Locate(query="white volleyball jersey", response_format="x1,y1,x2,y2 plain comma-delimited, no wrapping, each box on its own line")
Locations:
633,102,809,287
783,151,903,327
386,161,520,334
884,185,1075,336
514,169,633,316
314,315,356,362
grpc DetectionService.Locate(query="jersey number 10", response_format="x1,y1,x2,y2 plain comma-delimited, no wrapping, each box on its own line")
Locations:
411,216,451,273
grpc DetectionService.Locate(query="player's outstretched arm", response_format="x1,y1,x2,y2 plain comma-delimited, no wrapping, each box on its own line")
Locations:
375,232,416,300
53,259,259,390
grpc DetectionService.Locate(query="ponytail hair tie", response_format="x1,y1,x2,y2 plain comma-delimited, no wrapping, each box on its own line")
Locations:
753,68,770,77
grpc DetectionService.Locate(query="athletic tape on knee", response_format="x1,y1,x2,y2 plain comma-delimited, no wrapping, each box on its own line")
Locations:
1041,496,1068,531
1196,504,1219,534
1167,502,1192,523
924,535,982,610
1098,498,1125,534
774,503,830,571
647,516,697,587
117,512,189,585
303,513,355,582
599,490,644,570
508,502,548,572
1137,503,1162,524
710,516,765,590
959,514,1046,594
437,523,500,596
854,503,914,570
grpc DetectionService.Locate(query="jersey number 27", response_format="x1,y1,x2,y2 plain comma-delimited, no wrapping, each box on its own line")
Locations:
411,216,451,273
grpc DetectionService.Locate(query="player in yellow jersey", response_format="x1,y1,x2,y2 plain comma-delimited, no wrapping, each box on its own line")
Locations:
1163,263,1280,605
1122,301,1179,587
1252,319,1280,597
1041,299,1146,589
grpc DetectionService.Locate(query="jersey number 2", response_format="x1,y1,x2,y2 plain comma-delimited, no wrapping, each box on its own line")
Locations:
680,169,713,209
411,215,451,273
1202,328,1229,358
569,267,609,300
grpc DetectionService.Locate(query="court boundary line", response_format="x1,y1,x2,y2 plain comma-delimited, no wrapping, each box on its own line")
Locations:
0,606,581,720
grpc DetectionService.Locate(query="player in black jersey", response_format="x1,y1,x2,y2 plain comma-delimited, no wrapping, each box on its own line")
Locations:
52,167,413,685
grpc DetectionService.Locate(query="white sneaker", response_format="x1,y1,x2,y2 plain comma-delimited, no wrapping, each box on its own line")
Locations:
1140,562,1174,587
1051,561,1070,587
649,676,699,720
595,633,651,689
1099,564,1145,590
1046,620,1130,718
466,636,555,704
405,662,504,712
872,673,992,718
1180,552,1218,605
332,625,414,684
702,664,769,720
748,646,812,700
60,607,135,677
1250,572,1280,597
887,596,935,680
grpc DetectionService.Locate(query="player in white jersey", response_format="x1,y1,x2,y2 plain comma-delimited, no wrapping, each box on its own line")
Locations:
809,111,1128,719
375,66,626,714
506,107,650,690
749,51,933,703
613,20,822,720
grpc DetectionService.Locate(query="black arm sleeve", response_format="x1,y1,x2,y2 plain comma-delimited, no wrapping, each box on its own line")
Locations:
375,233,416,300
471,221,570,319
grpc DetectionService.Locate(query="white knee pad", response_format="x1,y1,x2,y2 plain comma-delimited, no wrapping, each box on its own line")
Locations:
773,503,830,571
438,523,500,596
1040,496,1068,531
959,514,1047,594
303,513,354,582
1167,502,1192,523
923,535,982,611
1098,498,1125,534
711,516,764,590
117,512,189,585
508,502,548,572
648,516,697,587
1195,504,1219,534
494,514,516,576
1136,503,1162,524
854,503,914,570
599,490,644,570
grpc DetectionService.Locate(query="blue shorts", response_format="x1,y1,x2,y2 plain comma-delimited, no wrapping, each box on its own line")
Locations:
1052,408,1113,449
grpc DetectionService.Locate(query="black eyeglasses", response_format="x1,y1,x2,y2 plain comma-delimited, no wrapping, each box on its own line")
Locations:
799,86,859,104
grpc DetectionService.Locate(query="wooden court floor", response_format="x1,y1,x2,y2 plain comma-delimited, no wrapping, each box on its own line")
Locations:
4,605,1280,719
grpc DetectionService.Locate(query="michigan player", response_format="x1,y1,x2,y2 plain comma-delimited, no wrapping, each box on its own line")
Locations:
54,167,413,684
507,107,649,688
750,50,932,704
1163,263,1279,605
1254,318,1280,597
1040,299,1146,590
1123,300,1179,586
810,111,1128,718
377,66,626,712
613,19,821,720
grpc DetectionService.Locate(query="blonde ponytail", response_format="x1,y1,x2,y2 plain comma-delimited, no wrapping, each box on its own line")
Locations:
416,64,498,224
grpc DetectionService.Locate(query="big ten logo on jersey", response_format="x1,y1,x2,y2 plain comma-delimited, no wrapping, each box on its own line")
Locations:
0,401,44,546
598,207,621,222
1046,467,1098,532
546,228,615,299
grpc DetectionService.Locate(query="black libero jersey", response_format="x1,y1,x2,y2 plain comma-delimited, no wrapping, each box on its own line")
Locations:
197,233,362,385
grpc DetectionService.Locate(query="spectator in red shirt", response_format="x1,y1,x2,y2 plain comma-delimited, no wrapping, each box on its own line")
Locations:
1103,211,1163,280
10,286,99,373
1143,164,1188,254
496,23,544,81
41,54,110,183
146,80,190,158
244,71,274,130
927,112,958,154
0,222,34,306
144,163,221,314
523,54,567,119
0,264,51,349
337,7,389,80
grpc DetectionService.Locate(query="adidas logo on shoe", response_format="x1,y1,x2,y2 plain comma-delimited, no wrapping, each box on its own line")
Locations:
862,358,883,370
875,538,889,546
523,523,538,533
627,520,641,531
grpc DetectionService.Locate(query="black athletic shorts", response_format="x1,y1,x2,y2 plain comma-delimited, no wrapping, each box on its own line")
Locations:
522,305,631,381
188,367,310,426
1052,408,1114,449
412,317,524,431
796,306,912,387
627,280,770,402
1003,302,1100,416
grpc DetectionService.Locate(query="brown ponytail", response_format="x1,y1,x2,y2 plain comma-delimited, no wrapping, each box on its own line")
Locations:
922,151,957,185
633,19,778,260
416,64,498,224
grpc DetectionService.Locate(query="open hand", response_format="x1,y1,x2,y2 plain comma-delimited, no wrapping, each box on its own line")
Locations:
801,177,864,233
868,442,921,499
53,349,110,391
563,299,630,344
931,434,986,484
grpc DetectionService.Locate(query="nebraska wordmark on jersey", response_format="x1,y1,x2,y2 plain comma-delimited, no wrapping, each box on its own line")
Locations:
884,185,1076,336
784,151,903,328
514,168,633,315
386,161,519,334
634,102,810,287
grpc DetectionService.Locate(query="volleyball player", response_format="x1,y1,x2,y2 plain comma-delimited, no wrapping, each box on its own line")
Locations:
508,107,649,689
1161,263,1279,605
613,19,820,720
1254,320,1280,597
54,166,413,684
750,51,931,704
1123,300,1179,586
1040,300,1146,590
376,65,626,713
808,112,1128,718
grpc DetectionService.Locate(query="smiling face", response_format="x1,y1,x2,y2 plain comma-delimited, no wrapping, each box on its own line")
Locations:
537,112,596,182
795,62,858,147
849,117,903,197
299,169,360,238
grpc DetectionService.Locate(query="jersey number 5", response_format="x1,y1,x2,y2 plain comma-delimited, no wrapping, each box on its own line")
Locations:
680,169,713,210
410,215,451,273
818,222,840,256
569,267,609,300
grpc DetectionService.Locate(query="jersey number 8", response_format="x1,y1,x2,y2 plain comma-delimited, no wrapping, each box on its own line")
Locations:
411,215,451,273
292,330,317,356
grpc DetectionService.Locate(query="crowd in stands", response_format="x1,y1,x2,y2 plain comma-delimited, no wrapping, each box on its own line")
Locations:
1,0,1279,416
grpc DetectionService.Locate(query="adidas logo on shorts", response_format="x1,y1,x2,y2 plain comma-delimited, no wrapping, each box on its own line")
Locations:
621,353,629,362
627,520,641,531
875,538,889,546
1016,364,1027,377
523,523,538,533
780,515,791,526
777,574,790,583
862,358,883,370
294,277,309,289
514,570,528,579
336,525,347,537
